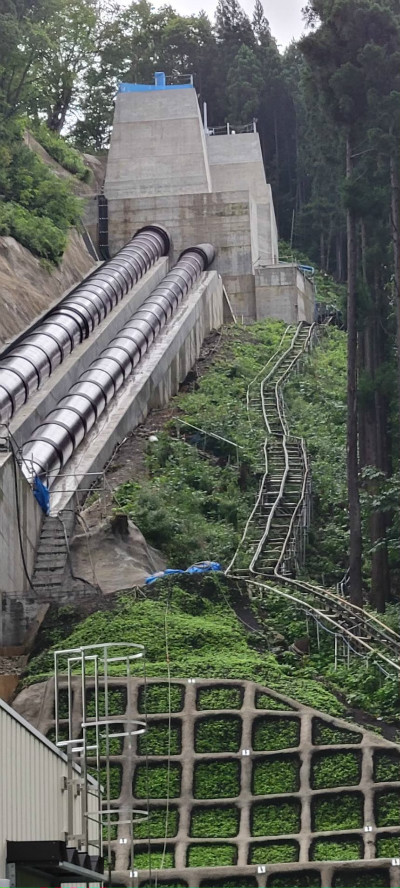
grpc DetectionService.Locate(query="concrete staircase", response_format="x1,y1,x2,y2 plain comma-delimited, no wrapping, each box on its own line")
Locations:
31,512,74,597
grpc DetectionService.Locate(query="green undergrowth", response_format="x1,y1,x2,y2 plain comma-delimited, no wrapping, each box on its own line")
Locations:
24,575,347,720
374,751,400,782
376,835,400,858
194,760,240,799
311,751,361,788
134,807,178,839
311,838,362,861
332,871,389,887
31,122,92,181
190,806,239,838
253,716,300,750
267,874,321,888
113,320,287,568
0,122,82,263
252,755,300,795
138,720,181,756
251,799,301,835
134,848,174,869
134,762,181,799
195,716,241,753
187,844,237,867
312,792,363,831
197,686,242,710
249,840,299,864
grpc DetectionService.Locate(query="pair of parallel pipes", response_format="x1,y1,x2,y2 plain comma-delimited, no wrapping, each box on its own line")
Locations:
0,226,214,486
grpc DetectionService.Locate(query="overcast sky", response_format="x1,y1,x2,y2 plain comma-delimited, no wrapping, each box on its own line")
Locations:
149,0,307,48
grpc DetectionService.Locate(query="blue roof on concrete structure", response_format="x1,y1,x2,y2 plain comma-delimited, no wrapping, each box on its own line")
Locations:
118,71,193,92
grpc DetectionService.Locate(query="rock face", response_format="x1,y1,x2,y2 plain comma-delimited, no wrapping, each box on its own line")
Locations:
0,231,96,346
69,513,166,594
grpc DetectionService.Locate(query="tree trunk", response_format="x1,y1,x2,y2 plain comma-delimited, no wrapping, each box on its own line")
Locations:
346,135,363,607
390,148,400,455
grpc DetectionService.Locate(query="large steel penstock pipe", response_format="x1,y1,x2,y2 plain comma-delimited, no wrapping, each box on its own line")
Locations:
0,225,170,424
22,244,215,488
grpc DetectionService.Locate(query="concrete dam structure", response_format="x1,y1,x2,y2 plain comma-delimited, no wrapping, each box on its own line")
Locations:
0,72,313,659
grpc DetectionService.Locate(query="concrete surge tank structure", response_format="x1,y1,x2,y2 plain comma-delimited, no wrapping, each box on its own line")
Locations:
103,72,314,324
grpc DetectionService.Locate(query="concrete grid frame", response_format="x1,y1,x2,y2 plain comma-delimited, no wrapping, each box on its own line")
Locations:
14,677,400,888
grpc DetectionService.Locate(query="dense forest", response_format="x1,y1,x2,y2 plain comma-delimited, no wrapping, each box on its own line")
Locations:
0,0,399,610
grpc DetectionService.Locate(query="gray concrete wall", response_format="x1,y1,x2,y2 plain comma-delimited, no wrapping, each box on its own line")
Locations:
104,89,212,199
107,191,256,321
0,453,42,596
255,264,315,324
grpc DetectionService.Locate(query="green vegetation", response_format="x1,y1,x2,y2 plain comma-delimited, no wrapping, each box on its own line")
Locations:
194,761,240,799
374,752,400,783
311,752,361,789
86,725,123,756
134,763,181,799
375,791,400,827
376,836,400,858
195,716,241,753
253,717,300,751
113,321,286,568
249,841,299,864
332,871,389,888
267,871,321,888
311,838,363,861
0,127,82,263
190,806,239,838
312,793,363,832
134,849,174,869
312,720,362,747
200,880,256,888
187,844,237,867
252,756,300,795
90,765,122,800
138,683,184,714
197,686,242,710
134,807,179,840
31,123,91,181
255,692,294,711
251,800,301,836
57,688,70,720
102,813,118,841
86,688,126,718
138,721,181,756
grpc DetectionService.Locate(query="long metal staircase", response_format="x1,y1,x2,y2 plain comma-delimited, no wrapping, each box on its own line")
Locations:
226,321,400,677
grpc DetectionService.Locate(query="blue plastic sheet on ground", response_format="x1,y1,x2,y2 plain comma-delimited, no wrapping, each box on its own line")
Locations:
33,475,50,515
145,561,222,585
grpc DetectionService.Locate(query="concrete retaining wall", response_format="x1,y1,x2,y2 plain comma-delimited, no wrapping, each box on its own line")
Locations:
107,191,256,322
0,453,42,596
255,264,315,324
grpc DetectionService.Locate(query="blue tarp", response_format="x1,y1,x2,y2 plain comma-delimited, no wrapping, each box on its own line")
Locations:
33,475,50,515
145,561,222,585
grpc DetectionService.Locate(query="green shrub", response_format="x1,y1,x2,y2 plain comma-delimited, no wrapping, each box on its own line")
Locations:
194,761,240,799
312,792,363,831
374,751,400,783
255,692,293,711
251,799,301,836
0,200,67,262
376,835,400,858
134,848,174,869
311,838,363,861
311,751,361,789
197,686,242,710
190,806,239,838
32,123,92,182
46,725,68,745
267,871,321,887
86,687,126,718
138,683,184,714
195,716,241,753
375,790,400,827
312,719,362,746
249,840,299,864
187,844,237,867
134,763,181,799
252,755,300,795
138,721,181,756
253,717,300,751
86,725,123,756
331,869,389,887
133,807,178,839
90,764,122,800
